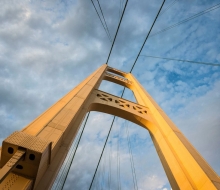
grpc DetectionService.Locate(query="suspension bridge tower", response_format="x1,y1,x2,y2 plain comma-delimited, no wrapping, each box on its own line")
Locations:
0,64,219,189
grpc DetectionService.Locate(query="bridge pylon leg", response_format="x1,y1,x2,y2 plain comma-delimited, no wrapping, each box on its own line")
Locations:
0,64,219,189
125,73,220,190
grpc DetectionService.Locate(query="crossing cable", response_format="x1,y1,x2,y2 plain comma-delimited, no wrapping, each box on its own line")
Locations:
90,1,165,186
90,0,112,42
159,0,177,17
89,116,116,190
95,2,166,187
106,0,128,64
97,2,220,188
89,88,126,190
93,2,166,188
150,3,220,38
60,112,90,190
79,2,219,190
130,0,166,72
125,121,138,190
140,55,220,67
96,0,112,42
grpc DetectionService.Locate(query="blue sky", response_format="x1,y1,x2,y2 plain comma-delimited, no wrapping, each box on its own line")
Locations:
0,0,220,189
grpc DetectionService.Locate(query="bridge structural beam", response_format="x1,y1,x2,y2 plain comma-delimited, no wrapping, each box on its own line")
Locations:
0,64,219,190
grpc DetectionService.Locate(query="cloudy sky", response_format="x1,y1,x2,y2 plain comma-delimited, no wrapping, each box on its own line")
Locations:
0,0,220,189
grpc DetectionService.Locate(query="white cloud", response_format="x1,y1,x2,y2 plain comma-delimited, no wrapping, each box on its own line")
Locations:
174,80,220,174
0,0,220,189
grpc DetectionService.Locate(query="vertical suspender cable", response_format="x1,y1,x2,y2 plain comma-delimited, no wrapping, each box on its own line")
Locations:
89,88,126,190
108,134,112,190
53,124,82,189
125,121,138,190
60,112,90,190
58,0,168,189
117,122,121,190
101,153,106,189
89,117,116,190
90,1,166,188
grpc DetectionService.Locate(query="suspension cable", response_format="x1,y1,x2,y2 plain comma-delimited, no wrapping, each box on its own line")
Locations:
94,3,166,188
94,170,97,190
118,0,122,22
89,88,126,189
130,0,166,72
90,0,112,42
108,132,112,190
159,0,177,17
140,55,220,67
60,112,90,190
53,122,82,189
89,2,166,189
119,0,125,20
106,0,129,64
89,116,116,190
119,0,122,18
100,148,106,190
125,121,138,190
117,121,121,190
150,3,220,38
96,0,112,42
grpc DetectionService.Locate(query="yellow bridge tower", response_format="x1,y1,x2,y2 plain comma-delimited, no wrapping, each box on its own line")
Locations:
0,64,219,189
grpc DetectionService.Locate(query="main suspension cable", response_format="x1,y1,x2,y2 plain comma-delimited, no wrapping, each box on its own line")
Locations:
93,3,166,189
86,2,220,190
140,55,220,67
119,0,122,23
90,0,112,42
106,0,129,64
96,0,112,42
130,0,166,72
89,116,116,190
150,3,220,38
94,3,166,189
89,2,166,188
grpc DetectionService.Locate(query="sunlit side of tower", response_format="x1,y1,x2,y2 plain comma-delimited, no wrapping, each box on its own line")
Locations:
0,64,219,189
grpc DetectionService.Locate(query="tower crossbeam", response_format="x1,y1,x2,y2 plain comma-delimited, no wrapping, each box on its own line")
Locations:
0,64,219,189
